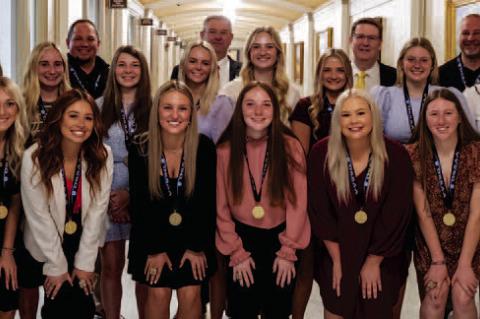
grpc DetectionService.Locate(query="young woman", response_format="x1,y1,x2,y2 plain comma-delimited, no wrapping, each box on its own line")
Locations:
216,81,310,318
289,48,353,319
98,45,151,319
309,89,413,319
23,42,71,138
373,37,474,143
407,89,480,319
290,48,353,153
0,77,29,319
218,26,301,126
21,89,113,318
128,81,216,319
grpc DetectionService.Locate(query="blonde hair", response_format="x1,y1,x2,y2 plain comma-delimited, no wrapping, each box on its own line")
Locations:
310,49,353,138
179,41,219,116
395,37,438,86
0,77,29,178
147,81,199,199
327,89,387,204
240,26,291,123
22,42,71,127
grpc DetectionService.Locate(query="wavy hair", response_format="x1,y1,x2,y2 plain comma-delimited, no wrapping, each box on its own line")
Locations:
32,89,108,196
410,89,480,192
179,41,219,116
327,89,388,204
101,45,151,137
240,26,291,123
145,80,199,199
395,37,438,86
22,42,71,132
0,77,29,178
310,48,353,138
218,81,302,206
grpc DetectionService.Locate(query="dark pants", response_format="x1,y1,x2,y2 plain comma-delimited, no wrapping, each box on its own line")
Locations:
227,221,294,319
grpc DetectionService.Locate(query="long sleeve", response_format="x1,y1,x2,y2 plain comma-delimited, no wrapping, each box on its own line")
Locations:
21,146,68,276
215,144,251,266
367,141,413,257
277,137,310,261
308,139,339,243
198,95,235,143
74,147,113,272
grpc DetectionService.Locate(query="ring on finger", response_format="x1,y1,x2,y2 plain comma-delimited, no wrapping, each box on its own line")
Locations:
149,268,158,276
79,279,87,289
426,281,437,290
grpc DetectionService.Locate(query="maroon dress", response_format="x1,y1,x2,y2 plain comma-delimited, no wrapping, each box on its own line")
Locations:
308,138,413,319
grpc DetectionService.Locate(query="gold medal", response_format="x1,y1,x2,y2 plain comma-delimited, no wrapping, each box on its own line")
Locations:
169,210,182,226
0,205,8,219
64,220,78,235
252,205,265,219
354,210,368,224
443,212,456,226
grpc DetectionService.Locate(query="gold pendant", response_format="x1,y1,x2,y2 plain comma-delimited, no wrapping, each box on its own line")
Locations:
252,205,265,220
64,220,78,235
443,212,456,226
354,210,368,224
169,210,182,226
0,205,8,219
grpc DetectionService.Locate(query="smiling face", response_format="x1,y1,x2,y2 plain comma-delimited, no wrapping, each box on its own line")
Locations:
426,98,460,143
67,22,100,63
322,56,347,93
37,47,65,90
242,86,274,138
200,18,233,60
249,32,278,72
60,100,94,147
350,23,382,66
0,89,18,135
158,90,192,136
402,46,432,85
340,96,373,142
185,46,212,85
115,52,141,89
459,15,480,60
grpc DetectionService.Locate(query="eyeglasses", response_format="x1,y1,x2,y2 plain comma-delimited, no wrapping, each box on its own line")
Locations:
352,34,380,42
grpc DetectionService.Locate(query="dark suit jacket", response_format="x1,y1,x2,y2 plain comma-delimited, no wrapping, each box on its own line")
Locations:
170,56,242,81
379,62,397,87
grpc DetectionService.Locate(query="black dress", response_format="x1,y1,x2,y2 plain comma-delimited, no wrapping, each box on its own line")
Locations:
128,134,217,288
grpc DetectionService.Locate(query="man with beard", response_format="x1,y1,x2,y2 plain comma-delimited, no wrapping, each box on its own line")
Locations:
440,14,480,92
66,19,109,99
171,15,242,87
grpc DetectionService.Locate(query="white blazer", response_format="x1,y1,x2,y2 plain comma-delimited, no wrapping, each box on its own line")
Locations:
21,143,113,277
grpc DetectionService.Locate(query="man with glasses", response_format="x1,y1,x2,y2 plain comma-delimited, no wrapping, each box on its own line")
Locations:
171,15,242,87
440,14,480,92
350,17,396,91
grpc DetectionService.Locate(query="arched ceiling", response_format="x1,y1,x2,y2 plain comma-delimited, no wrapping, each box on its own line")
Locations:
140,0,327,45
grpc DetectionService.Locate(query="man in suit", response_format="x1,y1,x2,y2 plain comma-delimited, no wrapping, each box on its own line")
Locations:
350,17,396,91
171,15,242,87
439,13,480,92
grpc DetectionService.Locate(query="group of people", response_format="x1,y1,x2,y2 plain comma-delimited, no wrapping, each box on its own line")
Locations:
0,10,480,319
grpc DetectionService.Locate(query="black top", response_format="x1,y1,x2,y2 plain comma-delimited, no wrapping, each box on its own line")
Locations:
439,55,480,92
170,56,242,82
289,96,332,149
0,160,20,248
67,53,109,99
379,62,397,87
128,134,217,278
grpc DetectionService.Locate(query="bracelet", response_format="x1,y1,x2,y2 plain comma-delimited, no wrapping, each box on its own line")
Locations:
1,247,15,252
431,260,446,266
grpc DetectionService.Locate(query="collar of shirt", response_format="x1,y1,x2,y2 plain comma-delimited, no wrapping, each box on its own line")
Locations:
352,61,380,91
218,56,230,88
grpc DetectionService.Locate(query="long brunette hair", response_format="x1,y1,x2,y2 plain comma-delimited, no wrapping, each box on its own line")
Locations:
218,82,301,206
32,89,108,196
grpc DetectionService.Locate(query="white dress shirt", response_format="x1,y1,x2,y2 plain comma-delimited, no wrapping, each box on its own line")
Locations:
218,56,231,88
352,61,381,92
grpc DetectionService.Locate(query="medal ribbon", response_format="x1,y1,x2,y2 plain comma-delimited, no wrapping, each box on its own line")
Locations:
120,107,136,146
38,98,48,123
346,152,372,208
1,158,8,188
456,56,480,89
403,82,429,134
323,95,334,113
61,156,82,218
69,66,102,94
160,153,185,200
244,146,269,203
432,145,460,210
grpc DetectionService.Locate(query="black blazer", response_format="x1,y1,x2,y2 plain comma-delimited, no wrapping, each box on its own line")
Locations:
170,56,242,81
379,62,397,87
